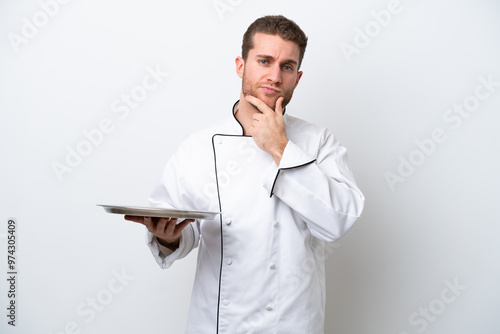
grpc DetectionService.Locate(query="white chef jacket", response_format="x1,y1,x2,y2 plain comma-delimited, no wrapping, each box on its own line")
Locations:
146,101,365,334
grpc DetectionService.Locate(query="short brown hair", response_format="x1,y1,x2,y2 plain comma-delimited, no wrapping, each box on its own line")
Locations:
242,15,308,69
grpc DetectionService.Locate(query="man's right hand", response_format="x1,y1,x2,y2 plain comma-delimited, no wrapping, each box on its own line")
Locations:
124,216,194,251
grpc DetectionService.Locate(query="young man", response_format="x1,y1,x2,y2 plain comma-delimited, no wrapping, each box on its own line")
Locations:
126,15,364,334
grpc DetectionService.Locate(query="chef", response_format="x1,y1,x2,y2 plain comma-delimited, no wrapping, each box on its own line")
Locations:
125,15,365,334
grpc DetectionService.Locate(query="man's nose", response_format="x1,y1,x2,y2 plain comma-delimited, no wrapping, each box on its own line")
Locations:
267,64,282,84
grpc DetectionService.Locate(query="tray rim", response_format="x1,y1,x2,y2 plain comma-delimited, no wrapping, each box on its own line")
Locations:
97,204,221,219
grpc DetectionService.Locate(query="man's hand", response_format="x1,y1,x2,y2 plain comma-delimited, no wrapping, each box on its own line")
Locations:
124,215,194,251
245,95,288,165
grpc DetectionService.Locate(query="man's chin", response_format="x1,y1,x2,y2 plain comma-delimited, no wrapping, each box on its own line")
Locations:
259,95,281,110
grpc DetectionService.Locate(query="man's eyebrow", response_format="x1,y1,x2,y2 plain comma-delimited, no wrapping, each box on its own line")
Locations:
255,54,298,65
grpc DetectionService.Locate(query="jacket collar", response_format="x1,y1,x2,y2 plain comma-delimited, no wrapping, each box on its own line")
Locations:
231,100,245,135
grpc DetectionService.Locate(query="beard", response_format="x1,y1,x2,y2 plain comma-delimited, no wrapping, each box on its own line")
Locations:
241,71,295,111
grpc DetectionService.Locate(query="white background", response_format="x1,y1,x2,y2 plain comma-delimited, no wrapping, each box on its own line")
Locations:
1,0,499,333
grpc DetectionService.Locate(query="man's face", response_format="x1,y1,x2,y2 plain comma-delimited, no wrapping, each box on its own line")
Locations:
237,33,303,110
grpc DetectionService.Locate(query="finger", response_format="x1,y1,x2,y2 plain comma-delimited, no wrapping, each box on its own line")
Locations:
142,216,155,231
251,118,260,131
165,218,179,234
156,217,171,232
275,97,284,117
124,215,153,231
245,95,272,114
124,215,143,223
175,219,194,233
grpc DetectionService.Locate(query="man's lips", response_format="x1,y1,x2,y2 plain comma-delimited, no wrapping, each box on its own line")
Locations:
260,86,281,95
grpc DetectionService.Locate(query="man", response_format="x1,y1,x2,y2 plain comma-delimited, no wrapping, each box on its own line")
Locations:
126,15,364,334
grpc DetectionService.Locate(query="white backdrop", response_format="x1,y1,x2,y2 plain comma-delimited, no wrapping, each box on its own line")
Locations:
1,0,499,333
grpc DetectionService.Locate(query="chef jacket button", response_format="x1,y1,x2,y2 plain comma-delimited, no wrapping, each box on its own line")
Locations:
225,258,233,265
222,299,230,306
225,219,232,226
269,263,276,270
273,221,279,228
265,304,274,311
217,138,223,145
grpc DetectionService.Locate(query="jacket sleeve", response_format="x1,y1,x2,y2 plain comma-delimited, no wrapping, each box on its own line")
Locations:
146,144,201,269
262,129,365,242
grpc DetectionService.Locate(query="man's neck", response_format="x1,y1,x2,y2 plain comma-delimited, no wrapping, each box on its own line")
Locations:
234,92,260,136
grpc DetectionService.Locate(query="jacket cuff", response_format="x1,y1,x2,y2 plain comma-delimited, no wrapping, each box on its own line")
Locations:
263,140,316,197
146,223,195,269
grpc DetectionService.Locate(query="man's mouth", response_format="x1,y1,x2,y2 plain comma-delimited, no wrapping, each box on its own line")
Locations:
260,86,281,95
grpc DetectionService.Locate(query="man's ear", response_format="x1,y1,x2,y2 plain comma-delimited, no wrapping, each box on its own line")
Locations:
294,71,303,88
235,56,245,78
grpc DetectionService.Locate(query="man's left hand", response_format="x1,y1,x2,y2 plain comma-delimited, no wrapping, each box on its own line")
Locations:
245,95,288,165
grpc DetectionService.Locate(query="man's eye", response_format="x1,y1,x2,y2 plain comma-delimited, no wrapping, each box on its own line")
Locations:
259,60,268,65
283,65,293,71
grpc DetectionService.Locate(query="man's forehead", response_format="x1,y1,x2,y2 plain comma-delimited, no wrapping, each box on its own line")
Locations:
249,32,300,60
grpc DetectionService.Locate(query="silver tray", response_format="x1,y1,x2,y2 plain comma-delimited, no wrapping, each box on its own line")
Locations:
98,204,221,220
